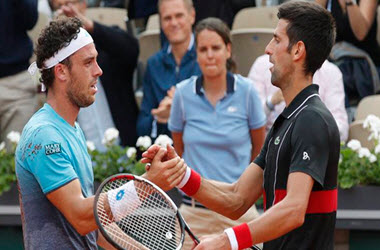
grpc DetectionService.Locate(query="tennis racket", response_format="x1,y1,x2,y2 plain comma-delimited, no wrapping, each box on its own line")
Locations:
94,173,199,250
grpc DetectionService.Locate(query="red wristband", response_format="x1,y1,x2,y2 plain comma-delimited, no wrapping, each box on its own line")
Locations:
232,223,253,249
180,168,201,196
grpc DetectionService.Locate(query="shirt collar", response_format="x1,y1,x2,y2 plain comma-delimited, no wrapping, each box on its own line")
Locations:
281,84,320,119
195,72,235,96
167,34,195,54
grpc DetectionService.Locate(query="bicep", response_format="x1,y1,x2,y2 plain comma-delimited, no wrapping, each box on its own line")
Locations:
46,179,96,235
285,172,314,213
46,179,89,221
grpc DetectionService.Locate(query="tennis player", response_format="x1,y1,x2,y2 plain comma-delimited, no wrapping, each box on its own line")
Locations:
15,17,185,249
143,1,340,249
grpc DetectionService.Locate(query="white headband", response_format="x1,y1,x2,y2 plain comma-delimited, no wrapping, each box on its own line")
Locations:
28,27,94,91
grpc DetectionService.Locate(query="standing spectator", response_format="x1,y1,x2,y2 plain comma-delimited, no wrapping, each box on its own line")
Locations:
52,0,139,147
0,0,38,149
169,17,266,249
137,0,201,139
248,54,349,141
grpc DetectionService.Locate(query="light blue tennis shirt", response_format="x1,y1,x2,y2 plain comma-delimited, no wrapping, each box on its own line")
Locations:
15,103,97,249
169,73,266,183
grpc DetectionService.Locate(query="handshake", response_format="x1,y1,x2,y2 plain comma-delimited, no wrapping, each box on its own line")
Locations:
141,145,201,196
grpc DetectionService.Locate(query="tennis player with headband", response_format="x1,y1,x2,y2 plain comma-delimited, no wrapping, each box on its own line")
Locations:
16,17,186,249
143,1,340,249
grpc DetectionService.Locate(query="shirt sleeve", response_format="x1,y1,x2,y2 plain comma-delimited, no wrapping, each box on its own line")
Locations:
247,83,267,129
24,125,78,194
289,110,330,187
168,86,185,132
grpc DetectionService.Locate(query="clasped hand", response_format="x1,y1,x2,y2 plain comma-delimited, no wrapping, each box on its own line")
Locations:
141,144,186,191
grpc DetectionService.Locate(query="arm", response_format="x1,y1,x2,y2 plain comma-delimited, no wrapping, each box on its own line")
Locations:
192,163,264,220
13,0,38,30
345,0,378,41
141,145,263,218
172,132,184,157
46,179,97,236
194,172,314,249
249,127,265,161
97,231,116,249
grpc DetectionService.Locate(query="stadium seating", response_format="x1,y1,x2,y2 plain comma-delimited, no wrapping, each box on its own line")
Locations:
231,28,274,76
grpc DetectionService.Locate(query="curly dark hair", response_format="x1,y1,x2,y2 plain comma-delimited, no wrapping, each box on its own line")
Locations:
35,17,82,91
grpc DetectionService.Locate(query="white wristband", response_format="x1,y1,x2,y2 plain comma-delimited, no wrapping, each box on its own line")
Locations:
107,181,142,221
224,228,238,250
177,166,191,188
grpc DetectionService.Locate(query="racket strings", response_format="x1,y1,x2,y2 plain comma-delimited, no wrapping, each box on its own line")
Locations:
97,178,183,250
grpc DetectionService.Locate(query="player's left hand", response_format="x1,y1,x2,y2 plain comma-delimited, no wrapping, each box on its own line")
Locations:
193,233,231,250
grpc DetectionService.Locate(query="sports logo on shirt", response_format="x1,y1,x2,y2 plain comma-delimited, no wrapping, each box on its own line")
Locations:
274,136,280,145
45,143,61,155
303,151,310,161
227,106,237,113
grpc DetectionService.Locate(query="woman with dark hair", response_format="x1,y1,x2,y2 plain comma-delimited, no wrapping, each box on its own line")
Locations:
168,17,266,249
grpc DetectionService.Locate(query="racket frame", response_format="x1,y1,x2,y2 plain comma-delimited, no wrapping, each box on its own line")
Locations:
94,173,198,250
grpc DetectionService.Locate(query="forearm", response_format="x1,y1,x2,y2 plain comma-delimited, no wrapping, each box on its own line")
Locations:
192,164,263,219
193,180,252,219
73,196,98,235
346,5,372,40
97,230,116,249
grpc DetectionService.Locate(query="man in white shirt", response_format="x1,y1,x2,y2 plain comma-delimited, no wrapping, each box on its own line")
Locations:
248,54,349,142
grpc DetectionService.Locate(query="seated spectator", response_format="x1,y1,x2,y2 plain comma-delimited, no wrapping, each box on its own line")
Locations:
169,17,266,250
317,0,380,107
248,54,349,142
137,0,201,139
52,0,139,148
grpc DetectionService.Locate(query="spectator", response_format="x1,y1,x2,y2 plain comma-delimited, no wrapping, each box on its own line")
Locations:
169,17,266,250
248,54,349,142
52,0,139,148
137,0,201,139
0,0,38,150
317,0,380,108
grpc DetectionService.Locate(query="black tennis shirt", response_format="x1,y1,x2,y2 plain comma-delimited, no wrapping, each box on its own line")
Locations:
254,84,340,250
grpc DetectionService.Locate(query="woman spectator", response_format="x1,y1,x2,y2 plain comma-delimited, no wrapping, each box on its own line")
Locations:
317,0,380,109
168,17,266,250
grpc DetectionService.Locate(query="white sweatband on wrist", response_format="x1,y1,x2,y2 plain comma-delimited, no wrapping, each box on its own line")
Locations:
224,228,238,250
177,166,191,188
107,181,142,222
